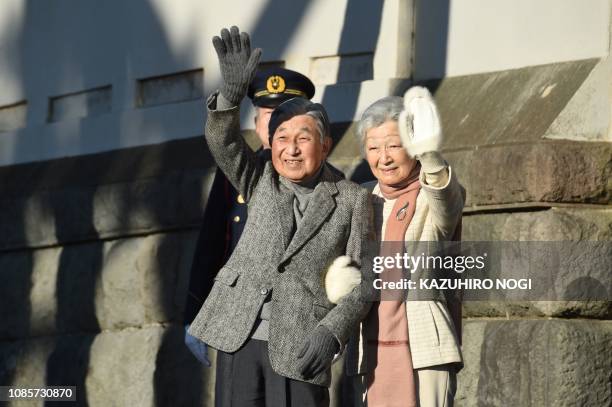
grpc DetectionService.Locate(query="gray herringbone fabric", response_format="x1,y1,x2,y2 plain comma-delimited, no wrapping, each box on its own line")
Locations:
189,92,373,387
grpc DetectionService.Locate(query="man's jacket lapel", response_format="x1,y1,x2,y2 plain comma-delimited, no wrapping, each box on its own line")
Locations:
280,165,338,263
272,181,296,251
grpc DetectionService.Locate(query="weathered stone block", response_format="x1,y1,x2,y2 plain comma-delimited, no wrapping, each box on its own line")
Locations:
0,194,52,250
0,337,55,405
456,320,612,407
0,325,211,406
28,248,62,337
0,137,214,195
0,334,100,405
95,234,182,329
47,242,105,335
462,208,612,318
90,325,211,406
1,231,195,340
179,168,213,226
463,207,612,241
445,141,611,207
462,301,612,320
0,169,214,251
0,135,217,251
152,325,215,407
92,172,191,238
173,231,200,320
0,245,104,341
0,250,33,340
544,55,612,142
431,59,599,147
329,132,611,204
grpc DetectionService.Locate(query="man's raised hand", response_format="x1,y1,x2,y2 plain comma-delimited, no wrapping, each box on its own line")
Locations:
212,26,262,106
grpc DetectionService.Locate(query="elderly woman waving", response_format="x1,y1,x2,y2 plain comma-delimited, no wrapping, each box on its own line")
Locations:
344,88,464,407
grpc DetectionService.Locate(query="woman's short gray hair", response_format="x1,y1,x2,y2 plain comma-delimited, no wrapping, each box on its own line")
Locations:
356,96,404,155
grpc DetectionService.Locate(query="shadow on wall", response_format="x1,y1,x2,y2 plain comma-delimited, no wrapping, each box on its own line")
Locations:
0,0,32,396
344,0,451,184
413,0,450,93
0,0,362,406
322,0,384,185
0,0,453,405
0,0,206,406
321,0,384,128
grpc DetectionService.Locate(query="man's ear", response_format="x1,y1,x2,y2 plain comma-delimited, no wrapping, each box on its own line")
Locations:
322,136,332,157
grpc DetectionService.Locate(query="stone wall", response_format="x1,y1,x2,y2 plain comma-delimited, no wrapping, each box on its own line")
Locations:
0,138,218,406
0,57,611,406
438,58,612,406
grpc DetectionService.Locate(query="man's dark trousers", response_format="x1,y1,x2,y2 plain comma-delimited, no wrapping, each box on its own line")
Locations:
215,339,329,407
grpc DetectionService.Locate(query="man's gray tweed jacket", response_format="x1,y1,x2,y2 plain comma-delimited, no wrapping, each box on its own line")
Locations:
188,93,373,387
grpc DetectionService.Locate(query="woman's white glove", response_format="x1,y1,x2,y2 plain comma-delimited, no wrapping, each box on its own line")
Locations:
184,324,211,367
398,86,443,157
324,256,361,304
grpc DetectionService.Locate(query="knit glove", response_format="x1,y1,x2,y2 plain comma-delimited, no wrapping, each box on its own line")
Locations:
212,26,262,106
184,324,211,367
398,86,443,158
297,325,340,379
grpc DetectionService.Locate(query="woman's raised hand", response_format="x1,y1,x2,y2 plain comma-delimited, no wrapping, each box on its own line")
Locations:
398,86,442,157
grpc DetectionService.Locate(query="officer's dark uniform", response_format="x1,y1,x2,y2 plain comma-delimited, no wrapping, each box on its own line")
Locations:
183,68,316,326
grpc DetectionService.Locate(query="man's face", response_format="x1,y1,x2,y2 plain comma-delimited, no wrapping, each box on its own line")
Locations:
271,114,330,183
365,120,417,187
254,106,274,149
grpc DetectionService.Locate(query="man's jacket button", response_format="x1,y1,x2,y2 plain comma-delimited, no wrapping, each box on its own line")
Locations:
260,287,269,295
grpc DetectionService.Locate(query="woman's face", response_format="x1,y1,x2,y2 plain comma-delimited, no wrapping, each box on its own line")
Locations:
365,120,417,187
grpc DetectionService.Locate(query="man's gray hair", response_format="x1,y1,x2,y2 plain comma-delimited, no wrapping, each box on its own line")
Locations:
268,98,331,146
304,110,328,143
356,96,404,156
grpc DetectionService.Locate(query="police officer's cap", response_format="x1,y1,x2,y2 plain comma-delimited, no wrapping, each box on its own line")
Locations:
248,67,315,108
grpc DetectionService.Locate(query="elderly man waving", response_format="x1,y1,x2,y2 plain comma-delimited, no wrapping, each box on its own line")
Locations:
188,26,373,407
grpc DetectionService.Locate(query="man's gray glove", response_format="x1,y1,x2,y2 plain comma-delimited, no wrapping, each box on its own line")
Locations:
184,324,211,367
297,325,340,379
212,26,262,106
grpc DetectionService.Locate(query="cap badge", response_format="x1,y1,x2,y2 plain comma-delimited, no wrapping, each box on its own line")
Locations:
266,75,286,94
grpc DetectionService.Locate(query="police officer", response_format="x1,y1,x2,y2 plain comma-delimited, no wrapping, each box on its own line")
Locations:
183,67,316,366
